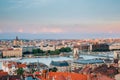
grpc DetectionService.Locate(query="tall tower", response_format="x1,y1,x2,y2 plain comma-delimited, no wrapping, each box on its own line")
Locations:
114,51,120,60
73,45,79,59
114,51,120,64
16,36,19,40
13,36,22,46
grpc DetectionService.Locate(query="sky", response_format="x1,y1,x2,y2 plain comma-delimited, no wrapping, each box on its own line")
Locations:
0,0,120,39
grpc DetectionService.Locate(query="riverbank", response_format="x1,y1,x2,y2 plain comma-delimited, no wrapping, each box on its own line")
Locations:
23,51,114,59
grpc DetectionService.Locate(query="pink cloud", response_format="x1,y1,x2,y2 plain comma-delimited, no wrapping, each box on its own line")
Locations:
18,28,24,33
0,21,120,34
40,27,63,33
23,26,64,34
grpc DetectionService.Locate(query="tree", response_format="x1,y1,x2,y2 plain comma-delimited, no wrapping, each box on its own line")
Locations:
65,47,72,52
32,47,72,56
32,49,38,54
32,49,45,56
17,68,24,75
52,67,58,72
59,47,72,52
54,49,60,55
49,68,52,72
48,49,60,55
16,68,24,79
47,50,51,53
59,47,65,52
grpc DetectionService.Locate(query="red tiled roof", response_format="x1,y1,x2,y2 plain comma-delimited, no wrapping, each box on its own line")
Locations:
34,72,41,75
8,63,12,68
0,71,8,77
18,64,26,68
48,72,87,80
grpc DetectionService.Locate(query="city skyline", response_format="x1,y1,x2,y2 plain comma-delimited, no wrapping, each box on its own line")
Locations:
0,0,120,39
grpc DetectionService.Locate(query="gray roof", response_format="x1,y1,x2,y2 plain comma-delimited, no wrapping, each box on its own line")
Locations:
74,59,104,64
50,61,69,67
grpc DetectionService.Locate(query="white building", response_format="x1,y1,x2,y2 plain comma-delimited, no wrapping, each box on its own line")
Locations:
114,51,120,60
109,43,120,50
114,51,120,68
73,45,79,59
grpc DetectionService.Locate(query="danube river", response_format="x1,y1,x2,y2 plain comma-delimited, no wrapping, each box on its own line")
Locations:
0,53,113,69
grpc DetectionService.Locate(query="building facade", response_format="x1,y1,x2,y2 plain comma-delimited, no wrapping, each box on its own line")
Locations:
40,45,55,51
71,59,105,71
79,44,90,52
2,48,22,57
109,43,120,51
114,51,120,60
73,46,79,59
91,43,109,52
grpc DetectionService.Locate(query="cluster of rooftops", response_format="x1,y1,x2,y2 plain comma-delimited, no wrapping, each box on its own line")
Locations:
50,58,112,67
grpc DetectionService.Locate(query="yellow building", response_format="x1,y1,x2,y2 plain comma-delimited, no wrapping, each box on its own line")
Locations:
2,48,22,57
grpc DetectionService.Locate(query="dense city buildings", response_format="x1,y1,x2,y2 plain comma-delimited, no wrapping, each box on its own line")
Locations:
0,37,120,80
0,37,120,58
1,0,120,79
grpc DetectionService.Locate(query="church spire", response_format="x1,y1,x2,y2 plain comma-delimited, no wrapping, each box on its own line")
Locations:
16,36,18,40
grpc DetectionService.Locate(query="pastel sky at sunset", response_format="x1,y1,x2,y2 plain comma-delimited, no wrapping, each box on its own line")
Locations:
0,0,120,39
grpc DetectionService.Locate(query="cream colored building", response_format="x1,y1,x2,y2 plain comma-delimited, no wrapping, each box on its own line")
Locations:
114,51,120,60
40,45,55,51
109,43,120,50
55,45,65,49
73,48,79,59
2,48,22,57
73,45,79,59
